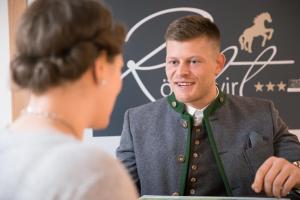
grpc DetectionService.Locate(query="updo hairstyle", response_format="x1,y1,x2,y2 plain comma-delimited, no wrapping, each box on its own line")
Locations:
11,0,125,94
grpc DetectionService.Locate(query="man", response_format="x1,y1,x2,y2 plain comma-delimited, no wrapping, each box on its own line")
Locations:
116,15,300,198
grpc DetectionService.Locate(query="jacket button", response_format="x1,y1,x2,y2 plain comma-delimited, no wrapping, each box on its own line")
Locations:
219,96,224,103
192,152,198,158
172,192,179,196
191,164,197,170
190,189,196,195
195,140,200,145
171,101,177,108
181,120,188,128
177,154,185,162
190,177,197,183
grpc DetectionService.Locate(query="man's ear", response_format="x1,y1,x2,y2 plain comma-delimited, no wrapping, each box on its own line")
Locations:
215,53,226,76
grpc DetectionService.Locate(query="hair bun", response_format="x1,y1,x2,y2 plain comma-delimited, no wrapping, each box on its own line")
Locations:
31,58,60,92
11,55,61,93
11,55,36,89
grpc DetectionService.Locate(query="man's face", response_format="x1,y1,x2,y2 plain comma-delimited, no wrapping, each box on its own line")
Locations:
165,36,224,108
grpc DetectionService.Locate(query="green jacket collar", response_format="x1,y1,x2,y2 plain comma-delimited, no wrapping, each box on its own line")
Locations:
167,89,227,117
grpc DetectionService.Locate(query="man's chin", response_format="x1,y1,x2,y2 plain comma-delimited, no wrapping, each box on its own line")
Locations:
173,94,192,104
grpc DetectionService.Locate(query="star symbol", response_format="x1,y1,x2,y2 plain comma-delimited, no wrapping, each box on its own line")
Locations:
277,81,286,91
266,81,275,91
254,82,264,92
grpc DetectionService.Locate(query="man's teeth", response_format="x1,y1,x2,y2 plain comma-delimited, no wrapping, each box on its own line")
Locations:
177,82,193,86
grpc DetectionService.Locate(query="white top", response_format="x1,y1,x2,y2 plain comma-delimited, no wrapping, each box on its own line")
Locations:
0,128,137,200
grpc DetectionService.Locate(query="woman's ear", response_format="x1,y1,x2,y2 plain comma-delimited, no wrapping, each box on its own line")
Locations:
92,53,108,85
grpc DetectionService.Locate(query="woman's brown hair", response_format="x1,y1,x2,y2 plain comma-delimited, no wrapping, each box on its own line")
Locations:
11,0,125,94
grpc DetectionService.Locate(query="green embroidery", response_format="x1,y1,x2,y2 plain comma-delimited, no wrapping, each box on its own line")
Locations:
167,94,192,195
203,93,233,195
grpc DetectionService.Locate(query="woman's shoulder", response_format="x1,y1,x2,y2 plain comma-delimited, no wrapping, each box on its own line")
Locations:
19,142,138,200
53,143,138,199
43,142,124,177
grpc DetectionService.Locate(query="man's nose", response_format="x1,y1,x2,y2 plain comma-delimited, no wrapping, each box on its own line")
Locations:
177,63,190,76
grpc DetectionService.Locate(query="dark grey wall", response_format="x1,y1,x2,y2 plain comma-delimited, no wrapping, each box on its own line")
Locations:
94,0,300,136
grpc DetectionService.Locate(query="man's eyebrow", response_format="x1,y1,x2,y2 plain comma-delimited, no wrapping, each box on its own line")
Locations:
166,57,178,59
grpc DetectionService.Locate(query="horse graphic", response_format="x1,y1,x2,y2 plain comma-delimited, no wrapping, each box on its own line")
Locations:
239,12,274,53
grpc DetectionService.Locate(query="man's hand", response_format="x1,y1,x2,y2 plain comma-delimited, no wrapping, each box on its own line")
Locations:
252,156,300,198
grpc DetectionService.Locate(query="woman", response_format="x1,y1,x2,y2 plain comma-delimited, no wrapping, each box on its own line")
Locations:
0,0,137,199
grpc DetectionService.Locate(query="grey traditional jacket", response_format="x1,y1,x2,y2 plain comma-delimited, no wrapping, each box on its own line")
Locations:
116,92,300,197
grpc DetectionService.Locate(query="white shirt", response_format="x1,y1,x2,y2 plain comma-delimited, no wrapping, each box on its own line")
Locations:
186,87,219,126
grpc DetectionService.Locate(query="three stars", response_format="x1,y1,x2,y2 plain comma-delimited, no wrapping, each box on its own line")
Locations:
254,81,286,92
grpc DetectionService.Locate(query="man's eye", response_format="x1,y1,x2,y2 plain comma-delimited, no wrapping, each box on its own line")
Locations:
168,60,178,65
190,59,200,64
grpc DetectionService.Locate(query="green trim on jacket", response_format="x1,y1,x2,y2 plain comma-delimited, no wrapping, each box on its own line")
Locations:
167,93,192,195
203,92,233,196
167,90,233,196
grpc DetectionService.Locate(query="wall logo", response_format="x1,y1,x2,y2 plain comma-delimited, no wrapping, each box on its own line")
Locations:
239,12,274,53
94,3,300,136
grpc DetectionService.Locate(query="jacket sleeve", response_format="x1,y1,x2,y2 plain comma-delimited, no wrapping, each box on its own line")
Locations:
270,101,300,161
116,110,141,193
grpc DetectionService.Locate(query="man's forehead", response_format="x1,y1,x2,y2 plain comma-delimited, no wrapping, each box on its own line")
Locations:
166,37,220,55
166,55,203,60
166,35,211,43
